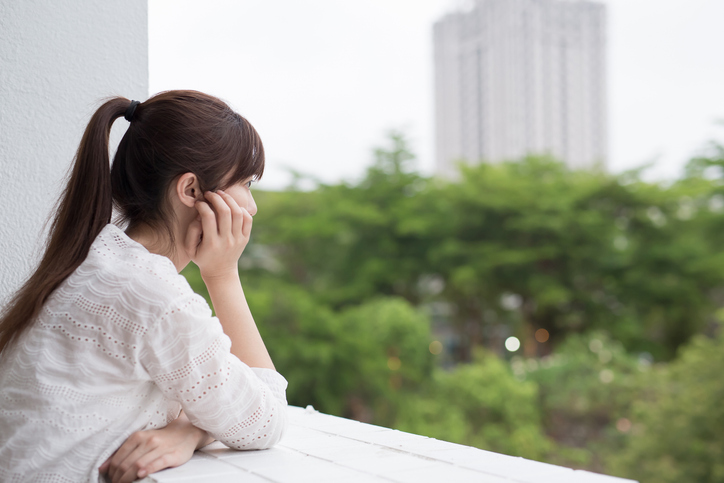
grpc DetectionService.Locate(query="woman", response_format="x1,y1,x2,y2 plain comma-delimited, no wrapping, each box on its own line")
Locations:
0,91,288,482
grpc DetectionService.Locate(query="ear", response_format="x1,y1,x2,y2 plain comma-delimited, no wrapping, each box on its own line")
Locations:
175,173,202,208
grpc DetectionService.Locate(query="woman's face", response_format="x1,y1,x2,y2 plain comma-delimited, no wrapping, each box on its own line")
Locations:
222,177,258,216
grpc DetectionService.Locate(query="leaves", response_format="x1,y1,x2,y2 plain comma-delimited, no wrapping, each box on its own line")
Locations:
181,131,724,481
608,330,724,483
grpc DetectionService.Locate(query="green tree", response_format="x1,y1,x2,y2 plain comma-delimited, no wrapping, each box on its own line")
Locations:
521,332,647,472
249,132,436,308
607,329,724,483
180,132,724,477
394,350,557,462
428,156,724,360
242,276,434,421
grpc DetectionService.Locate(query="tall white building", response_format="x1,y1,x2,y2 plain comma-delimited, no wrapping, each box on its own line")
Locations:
434,0,607,176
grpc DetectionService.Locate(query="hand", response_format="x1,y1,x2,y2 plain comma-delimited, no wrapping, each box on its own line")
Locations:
184,190,252,281
99,416,209,483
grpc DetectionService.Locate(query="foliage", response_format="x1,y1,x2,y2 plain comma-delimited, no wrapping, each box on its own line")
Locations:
520,332,648,471
607,329,724,483
179,132,724,480
244,277,434,421
251,135,724,360
394,349,556,461
443,160,723,359
249,132,435,308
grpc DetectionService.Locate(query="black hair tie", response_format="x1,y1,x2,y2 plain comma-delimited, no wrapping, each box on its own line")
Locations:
124,100,141,122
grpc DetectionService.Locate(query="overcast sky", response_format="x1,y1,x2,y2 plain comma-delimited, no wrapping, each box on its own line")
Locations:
150,0,724,190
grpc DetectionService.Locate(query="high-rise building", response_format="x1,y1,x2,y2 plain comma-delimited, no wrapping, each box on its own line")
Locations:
434,0,607,176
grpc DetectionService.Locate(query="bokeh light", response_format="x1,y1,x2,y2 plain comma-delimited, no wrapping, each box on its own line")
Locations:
535,328,550,343
429,340,443,355
616,418,632,433
505,337,521,352
599,369,614,384
387,356,401,371
589,339,603,353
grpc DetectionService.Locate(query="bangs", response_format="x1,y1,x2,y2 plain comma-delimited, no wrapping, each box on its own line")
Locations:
221,113,265,188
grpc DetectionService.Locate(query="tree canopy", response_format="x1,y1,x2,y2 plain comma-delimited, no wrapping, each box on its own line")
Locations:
182,133,724,482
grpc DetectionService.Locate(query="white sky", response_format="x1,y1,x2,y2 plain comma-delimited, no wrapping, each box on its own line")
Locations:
150,0,724,190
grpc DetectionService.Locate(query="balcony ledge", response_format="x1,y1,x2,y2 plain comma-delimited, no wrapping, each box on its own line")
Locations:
143,405,637,483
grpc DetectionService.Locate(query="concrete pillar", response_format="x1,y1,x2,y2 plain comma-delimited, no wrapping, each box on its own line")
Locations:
0,0,148,303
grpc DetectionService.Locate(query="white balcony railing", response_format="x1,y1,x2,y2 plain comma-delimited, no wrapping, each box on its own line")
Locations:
142,406,637,483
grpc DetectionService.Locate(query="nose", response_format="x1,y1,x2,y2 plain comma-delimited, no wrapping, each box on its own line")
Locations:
247,192,258,217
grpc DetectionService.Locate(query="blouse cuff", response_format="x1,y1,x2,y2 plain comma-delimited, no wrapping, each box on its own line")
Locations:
251,367,289,405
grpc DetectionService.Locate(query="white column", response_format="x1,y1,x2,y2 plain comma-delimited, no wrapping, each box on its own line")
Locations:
0,0,148,303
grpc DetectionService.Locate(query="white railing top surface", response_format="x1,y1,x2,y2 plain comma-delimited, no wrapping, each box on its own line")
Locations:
144,405,637,483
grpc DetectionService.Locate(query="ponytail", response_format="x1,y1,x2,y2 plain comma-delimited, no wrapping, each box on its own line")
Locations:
0,97,130,353
0,90,266,354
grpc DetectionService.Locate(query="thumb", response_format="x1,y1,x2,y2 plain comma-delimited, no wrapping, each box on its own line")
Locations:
184,211,203,258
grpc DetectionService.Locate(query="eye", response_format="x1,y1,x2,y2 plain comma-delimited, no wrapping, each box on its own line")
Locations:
245,180,253,189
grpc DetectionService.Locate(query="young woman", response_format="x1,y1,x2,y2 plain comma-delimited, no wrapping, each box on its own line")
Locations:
0,91,288,483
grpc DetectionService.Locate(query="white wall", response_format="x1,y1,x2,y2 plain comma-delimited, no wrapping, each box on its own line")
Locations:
0,0,148,303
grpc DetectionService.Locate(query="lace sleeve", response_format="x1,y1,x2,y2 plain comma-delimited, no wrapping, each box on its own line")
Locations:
139,293,288,450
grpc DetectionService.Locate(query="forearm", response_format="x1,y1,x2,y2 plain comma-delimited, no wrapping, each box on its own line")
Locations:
203,272,275,370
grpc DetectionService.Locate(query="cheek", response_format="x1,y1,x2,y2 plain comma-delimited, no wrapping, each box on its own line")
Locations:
224,189,245,208
241,192,252,208
233,191,250,209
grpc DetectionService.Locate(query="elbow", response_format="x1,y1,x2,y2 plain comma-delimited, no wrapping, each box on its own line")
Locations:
219,402,288,451
265,406,288,448
244,404,288,450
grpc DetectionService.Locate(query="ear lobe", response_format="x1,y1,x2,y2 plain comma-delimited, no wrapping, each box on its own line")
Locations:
176,173,201,208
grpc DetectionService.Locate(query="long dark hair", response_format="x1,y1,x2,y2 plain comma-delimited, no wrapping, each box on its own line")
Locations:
0,90,264,353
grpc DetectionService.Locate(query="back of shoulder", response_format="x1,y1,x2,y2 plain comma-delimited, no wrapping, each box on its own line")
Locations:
59,224,201,328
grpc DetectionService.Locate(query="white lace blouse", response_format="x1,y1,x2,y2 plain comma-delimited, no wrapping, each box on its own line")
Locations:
0,224,288,483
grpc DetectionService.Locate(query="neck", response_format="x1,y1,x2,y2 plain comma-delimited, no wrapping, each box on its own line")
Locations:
125,223,190,272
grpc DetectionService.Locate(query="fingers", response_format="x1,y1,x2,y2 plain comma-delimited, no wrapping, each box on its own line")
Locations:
119,447,175,483
100,422,199,482
104,433,141,481
205,191,231,236
216,190,245,238
195,199,217,240
135,451,180,480
241,207,253,239
184,214,203,258
107,432,167,483
101,440,141,483
191,190,252,279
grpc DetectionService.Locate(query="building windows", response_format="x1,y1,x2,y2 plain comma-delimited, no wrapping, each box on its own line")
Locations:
434,0,607,173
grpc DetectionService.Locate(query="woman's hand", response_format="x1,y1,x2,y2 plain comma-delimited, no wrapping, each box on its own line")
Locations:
99,414,211,483
184,190,252,281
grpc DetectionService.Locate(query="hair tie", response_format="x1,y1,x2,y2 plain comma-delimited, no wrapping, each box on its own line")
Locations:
124,100,140,122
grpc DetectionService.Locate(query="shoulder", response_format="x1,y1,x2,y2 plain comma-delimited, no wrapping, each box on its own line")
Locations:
58,225,205,325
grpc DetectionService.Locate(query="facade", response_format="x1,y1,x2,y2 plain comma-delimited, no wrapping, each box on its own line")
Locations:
434,0,607,176
0,0,148,303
